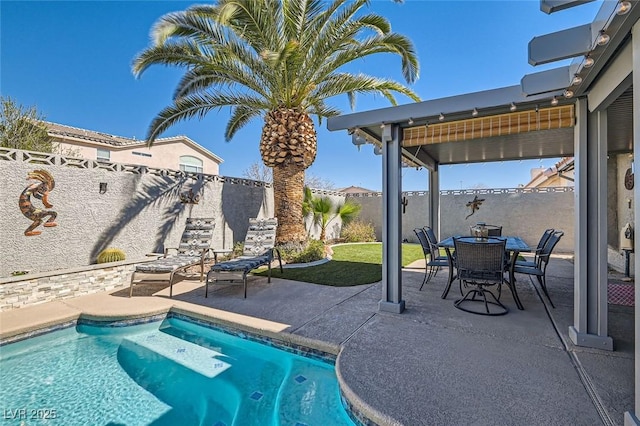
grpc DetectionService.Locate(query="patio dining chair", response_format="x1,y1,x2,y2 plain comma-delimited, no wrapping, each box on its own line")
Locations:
512,230,564,308
205,218,282,298
514,228,554,269
453,236,508,316
129,217,215,298
414,227,448,290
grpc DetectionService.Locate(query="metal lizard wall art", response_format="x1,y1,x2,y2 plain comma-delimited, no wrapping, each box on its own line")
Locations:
465,195,485,220
19,169,58,236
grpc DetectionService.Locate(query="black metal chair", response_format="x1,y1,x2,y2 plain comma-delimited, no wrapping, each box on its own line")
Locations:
512,230,564,308
414,227,448,290
515,228,554,268
453,236,508,316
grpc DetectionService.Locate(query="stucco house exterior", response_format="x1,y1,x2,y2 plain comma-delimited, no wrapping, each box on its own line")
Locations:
524,157,575,188
45,121,223,174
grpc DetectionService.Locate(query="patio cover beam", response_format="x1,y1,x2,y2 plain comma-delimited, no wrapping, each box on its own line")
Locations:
540,0,595,14
569,99,613,351
379,123,405,313
588,41,633,112
627,17,640,426
429,166,440,239
528,24,593,66
521,65,579,96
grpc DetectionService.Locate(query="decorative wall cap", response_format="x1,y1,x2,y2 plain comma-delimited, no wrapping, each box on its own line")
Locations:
0,148,272,188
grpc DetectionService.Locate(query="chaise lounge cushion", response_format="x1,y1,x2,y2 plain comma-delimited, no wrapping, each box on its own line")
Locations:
209,253,272,273
135,255,202,273
205,218,281,298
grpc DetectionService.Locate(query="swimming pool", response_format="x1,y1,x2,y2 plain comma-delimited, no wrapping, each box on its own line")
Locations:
0,315,356,425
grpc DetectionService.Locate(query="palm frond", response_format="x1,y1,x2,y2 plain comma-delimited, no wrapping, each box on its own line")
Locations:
225,105,263,141
151,6,224,46
132,42,206,77
144,91,268,145
336,200,361,225
311,73,420,106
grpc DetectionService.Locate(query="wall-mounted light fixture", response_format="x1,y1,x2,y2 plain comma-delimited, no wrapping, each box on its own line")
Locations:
509,102,517,112
438,113,445,121
551,96,559,106
571,74,583,85
596,31,610,46
471,108,479,117
583,55,594,68
563,89,574,98
407,117,414,125
99,182,108,194
616,1,631,15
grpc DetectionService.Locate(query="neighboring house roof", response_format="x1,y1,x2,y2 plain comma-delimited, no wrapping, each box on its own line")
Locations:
524,157,574,188
339,185,376,193
44,121,224,163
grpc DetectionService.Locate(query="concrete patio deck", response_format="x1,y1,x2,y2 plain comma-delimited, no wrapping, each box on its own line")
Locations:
0,256,634,425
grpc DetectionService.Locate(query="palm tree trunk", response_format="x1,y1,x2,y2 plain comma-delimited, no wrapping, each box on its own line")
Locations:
273,164,307,244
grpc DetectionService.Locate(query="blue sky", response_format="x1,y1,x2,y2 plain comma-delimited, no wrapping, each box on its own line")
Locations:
1,1,601,190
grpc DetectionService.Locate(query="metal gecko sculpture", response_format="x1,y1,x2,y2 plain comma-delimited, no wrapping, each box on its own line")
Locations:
179,189,200,204
19,169,58,236
465,195,485,220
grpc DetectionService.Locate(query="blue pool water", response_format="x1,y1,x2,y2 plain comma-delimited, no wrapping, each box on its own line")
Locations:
0,316,356,425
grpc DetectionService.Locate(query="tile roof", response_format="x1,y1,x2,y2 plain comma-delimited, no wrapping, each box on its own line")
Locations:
44,121,181,147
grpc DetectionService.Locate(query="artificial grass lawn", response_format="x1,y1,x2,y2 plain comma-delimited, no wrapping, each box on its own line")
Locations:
256,243,423,286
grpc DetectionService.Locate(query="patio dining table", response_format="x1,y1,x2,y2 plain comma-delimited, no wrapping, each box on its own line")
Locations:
437,236,532,310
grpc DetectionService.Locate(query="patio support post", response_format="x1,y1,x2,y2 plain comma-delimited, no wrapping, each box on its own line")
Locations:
569,98,614,351
429,165,440,238
378,123,405,313
625,18,640,426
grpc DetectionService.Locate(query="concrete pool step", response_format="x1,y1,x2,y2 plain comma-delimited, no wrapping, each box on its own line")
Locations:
120,330,231,378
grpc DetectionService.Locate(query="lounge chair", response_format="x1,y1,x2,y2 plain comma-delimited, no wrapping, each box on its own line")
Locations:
129,217,215,298
205,218,282,298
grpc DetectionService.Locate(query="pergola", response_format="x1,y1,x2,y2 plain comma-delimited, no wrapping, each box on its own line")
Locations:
327,1,639,423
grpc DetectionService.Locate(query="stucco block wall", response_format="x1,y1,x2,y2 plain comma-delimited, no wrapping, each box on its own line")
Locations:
347,189,575,253
438,190,575,252
346,192,431,243
6,147,634,280
0,149,272,277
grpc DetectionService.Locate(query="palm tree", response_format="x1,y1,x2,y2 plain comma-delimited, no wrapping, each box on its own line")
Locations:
132,0,420,245
309,196,361,241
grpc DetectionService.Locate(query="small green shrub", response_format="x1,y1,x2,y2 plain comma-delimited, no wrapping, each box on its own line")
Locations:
232,241,245,257
341,220,377,243
97,248,126,264
277,239,326,264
